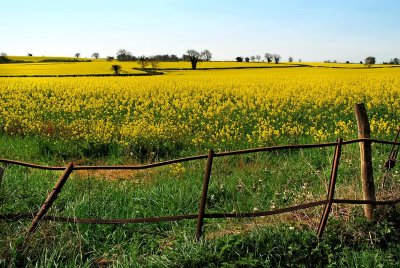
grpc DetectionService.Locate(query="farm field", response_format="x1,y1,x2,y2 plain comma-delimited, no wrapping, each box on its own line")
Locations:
3,0,400,265
4,55,87,63
1,64,400,266
2,57,398,77
0,61,146,76
0,67,399,160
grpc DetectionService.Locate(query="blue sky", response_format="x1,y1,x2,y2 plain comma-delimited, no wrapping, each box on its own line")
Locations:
1,0,399,62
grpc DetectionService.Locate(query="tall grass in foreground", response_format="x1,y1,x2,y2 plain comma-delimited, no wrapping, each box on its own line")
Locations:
1,135,399,267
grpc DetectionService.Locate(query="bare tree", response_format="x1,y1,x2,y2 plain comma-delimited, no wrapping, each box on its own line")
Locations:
111,65,122,75
255,55,261,62
201,49,212,61
75,52,80,58
137,56,149,69
250,56,256,62
186,49,202,69
265,53,273,63
149,56,160,70
288,56,293,62
0,52,7,56
273,54,281,64
92,52,100,59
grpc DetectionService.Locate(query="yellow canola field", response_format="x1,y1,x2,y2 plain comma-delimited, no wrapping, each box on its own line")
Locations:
1,58,396,77
0,60,297,76
0,62,145,76
7,56,83,62
0,67,399,152
153,61,297,69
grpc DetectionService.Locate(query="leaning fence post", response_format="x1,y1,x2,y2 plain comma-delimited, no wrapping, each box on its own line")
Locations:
354,103,376,220
317,138,342,238
195,149,214,241
26,162,74,237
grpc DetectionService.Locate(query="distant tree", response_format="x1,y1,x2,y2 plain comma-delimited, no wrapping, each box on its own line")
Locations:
389,58,399,65
106,56,114,61
153,54,180,61
360,61,363,64
0,52,7,56
182,54,190,61
170,54,179,61
288,56,293,62
250,56,255,62
117,49,134,61
75,53,80,58
186,49,202,69
92,52,100,59
273,54,281,64
265,53,273,63
28,53,33,56
137,56,149,69
255,55,261,62
245,57,250,62
365,56,376,68
235,56,243,62
299,59,302,62
201,50,212,61
149,56,160,70
111,65,122,75
0,55,11,63
345,61,350,64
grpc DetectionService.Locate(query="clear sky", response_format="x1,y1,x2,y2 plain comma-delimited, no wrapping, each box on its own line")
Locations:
1,0,399,62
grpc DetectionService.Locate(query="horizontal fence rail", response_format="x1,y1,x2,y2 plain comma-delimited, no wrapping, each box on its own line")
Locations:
1,138,399,240
0,138,399,171
3,199,400,223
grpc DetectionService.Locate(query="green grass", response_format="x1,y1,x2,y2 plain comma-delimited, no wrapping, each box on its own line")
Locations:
1,134,400,267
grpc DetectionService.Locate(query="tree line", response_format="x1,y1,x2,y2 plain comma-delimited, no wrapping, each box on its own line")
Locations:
2,50,399,70
113,49,212,70
364,56,399,67
235,53,286,63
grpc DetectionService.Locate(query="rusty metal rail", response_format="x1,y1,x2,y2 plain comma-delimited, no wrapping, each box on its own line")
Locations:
0,138,399,240
1,138,399,171
318,138,342,237
196,149,214,240
26,162,74,236
3,198,399,223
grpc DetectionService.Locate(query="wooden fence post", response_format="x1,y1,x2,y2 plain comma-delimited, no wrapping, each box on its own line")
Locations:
354,103,376,220
26,162,74,236
196,149,214,241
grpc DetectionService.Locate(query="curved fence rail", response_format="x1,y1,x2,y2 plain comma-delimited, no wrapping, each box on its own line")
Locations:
1,138,399,241
1,138,399,171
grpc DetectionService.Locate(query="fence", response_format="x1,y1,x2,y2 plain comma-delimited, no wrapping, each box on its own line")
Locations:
1,137,399,241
